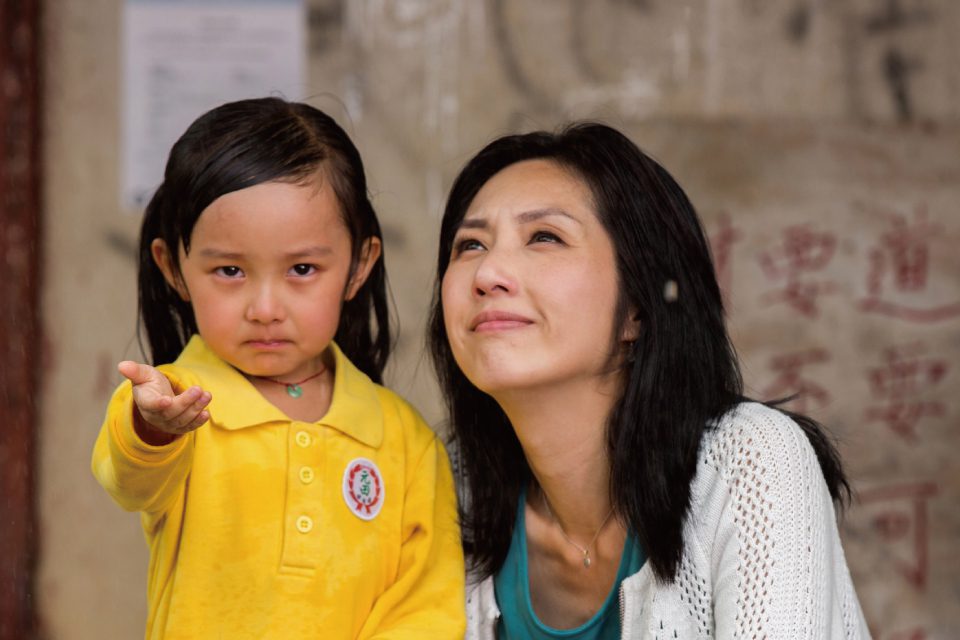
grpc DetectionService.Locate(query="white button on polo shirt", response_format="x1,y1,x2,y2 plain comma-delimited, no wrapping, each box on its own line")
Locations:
299,466,315,484
296,515,313,533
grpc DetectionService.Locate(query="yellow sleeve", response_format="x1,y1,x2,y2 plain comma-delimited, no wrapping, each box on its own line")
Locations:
91,376,195,521
358,431,466,639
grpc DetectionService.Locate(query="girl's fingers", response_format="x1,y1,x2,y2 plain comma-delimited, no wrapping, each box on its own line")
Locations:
131,387,173,414
184,410,210,432
171,407,210,434
137,386,210,434
118,361,159,386
162,388,212,430
124,363,177,417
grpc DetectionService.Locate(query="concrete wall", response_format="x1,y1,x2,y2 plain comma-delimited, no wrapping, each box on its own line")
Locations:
38,0,959,637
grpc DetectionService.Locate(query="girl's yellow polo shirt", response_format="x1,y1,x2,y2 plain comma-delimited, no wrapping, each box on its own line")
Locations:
92,336,465,639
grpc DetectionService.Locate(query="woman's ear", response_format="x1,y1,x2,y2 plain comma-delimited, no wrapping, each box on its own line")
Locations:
345,237,382,301
151,238,190,301
620,310,641,343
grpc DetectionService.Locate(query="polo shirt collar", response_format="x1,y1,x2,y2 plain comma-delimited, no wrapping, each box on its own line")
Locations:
174,335,384,448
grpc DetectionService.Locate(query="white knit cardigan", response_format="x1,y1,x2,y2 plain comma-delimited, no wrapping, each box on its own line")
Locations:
464,402,872,639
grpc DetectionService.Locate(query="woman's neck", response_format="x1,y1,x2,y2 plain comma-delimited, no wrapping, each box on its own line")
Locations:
496,375,621,537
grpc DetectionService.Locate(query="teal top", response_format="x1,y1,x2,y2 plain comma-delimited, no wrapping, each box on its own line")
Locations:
494,492,646,639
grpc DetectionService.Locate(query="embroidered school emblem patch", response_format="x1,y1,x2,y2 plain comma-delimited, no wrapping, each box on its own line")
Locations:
342,458,384,520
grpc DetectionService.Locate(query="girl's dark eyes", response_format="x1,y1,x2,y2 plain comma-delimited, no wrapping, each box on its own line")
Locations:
290,263,316,276
215,266,243,278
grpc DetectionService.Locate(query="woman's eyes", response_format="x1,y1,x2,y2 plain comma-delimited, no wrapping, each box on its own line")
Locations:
452,230,564,255
529,230,562,244
214,234,567,272
453,238,485,255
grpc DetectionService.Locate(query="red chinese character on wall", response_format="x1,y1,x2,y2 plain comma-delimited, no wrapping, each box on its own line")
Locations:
761,348,831,413
858,203,960,322
886,629,927,640
864,343,948,443
859,482,938,592
759,224,838,317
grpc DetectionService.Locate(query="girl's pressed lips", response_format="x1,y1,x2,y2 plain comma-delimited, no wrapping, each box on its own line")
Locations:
247,339,290,348
470,310,534,332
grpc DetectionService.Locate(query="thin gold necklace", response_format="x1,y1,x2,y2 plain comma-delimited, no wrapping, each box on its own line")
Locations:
541,493,615,568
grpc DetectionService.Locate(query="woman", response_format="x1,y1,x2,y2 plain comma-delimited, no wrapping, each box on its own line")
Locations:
429,123,870,638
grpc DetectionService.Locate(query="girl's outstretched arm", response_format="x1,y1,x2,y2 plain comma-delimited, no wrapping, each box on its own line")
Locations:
91,363,205,516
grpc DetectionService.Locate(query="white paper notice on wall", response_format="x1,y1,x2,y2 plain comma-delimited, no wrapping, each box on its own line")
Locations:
121,0,305,210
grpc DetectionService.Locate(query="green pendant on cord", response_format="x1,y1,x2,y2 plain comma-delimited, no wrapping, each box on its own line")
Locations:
285,384,303,398
256,368,326,399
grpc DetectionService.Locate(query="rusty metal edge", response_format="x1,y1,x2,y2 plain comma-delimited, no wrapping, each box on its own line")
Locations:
0,0,43,637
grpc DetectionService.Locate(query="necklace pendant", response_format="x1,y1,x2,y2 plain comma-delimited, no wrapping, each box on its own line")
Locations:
286,383,303,398
583,552,591,568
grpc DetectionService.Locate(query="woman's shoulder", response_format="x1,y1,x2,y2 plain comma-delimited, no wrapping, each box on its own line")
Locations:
698,401,821,476
688,402,839,566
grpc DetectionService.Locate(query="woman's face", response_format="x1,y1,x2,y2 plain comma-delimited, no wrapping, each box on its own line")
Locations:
441,159,631,396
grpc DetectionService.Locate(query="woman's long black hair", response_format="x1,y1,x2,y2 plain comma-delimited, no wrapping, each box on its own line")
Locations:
137,97,391,382
428,123,849,583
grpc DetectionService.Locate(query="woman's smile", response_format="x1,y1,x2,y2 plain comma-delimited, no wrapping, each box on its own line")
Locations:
471,310,534,332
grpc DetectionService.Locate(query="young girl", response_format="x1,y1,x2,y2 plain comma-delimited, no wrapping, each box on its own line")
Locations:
93,97,465,639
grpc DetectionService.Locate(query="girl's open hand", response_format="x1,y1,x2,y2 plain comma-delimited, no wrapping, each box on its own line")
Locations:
118,361,212,441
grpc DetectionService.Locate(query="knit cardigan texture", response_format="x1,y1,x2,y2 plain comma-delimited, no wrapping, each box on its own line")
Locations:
464,402,871,639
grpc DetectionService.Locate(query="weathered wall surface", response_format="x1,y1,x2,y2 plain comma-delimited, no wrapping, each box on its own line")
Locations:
38,1,959,638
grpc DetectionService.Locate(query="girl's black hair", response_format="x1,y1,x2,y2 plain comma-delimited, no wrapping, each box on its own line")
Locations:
428,122,849,583
138,97,391,382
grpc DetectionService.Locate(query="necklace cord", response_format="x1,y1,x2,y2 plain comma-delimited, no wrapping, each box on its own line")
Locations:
251,366,327,398
541,493,614,568
260,367,326,387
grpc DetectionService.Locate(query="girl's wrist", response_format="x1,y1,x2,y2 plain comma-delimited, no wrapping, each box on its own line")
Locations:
132,408,179,446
